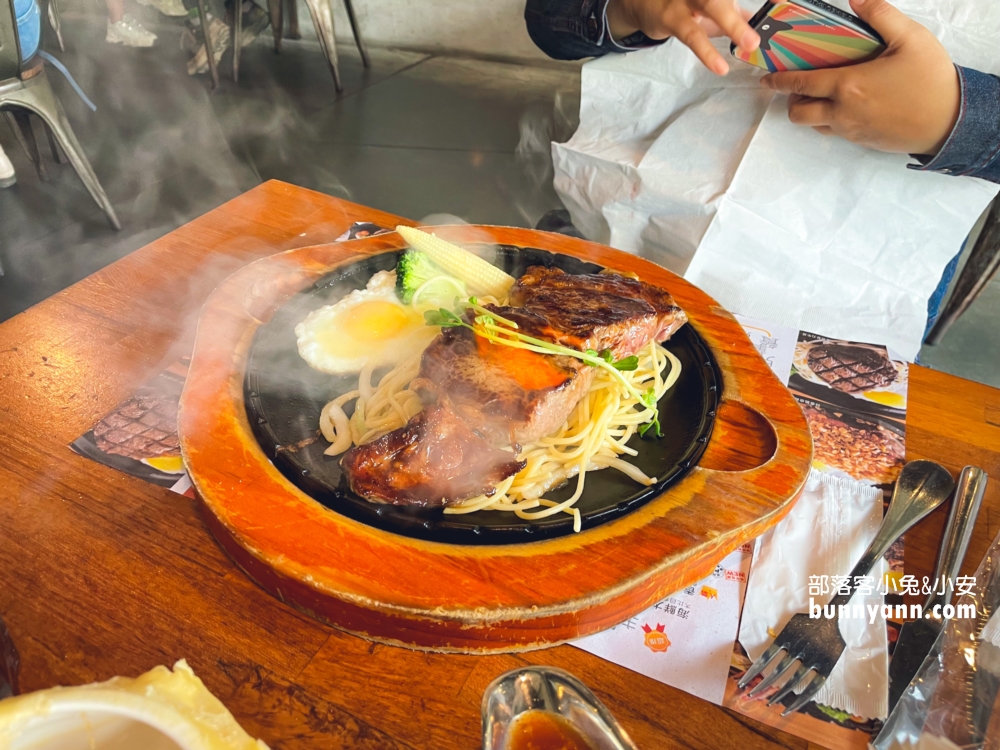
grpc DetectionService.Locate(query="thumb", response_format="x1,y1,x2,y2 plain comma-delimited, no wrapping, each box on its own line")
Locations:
849,0,913,43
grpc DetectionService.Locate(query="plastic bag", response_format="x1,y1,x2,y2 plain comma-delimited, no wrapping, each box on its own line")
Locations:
739,470,888,719
874,528,1000,749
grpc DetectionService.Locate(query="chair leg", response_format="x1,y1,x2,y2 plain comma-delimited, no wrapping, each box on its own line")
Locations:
284,0,300,39
303,0,341,91
44,121,64,163
47,0,66,52
4,111,32,168
0,78,121,230
232,0,242,82
11,110,48,181
341,0,368,68
268,0,282,53
195,0,220,89
925,196,1000,344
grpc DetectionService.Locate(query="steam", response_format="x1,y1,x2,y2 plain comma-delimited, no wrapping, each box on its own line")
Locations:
0,8,348,304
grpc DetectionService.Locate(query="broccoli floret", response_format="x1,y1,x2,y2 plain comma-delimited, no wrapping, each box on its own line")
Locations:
396,249,447,303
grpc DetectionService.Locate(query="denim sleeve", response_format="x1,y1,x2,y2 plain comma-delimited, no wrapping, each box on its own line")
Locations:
908,66,1000,184
524,0,667,60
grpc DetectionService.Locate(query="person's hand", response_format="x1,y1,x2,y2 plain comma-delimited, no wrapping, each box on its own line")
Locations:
760,0,960,156
605,0,759,75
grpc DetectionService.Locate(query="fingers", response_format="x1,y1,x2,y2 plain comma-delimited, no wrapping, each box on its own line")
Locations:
694,7,753,39
849,0,912,43
812,126,835,136
787,96,836,127
695,0,759,51
666,0,758,73
673,17,730,75
761,68,840,99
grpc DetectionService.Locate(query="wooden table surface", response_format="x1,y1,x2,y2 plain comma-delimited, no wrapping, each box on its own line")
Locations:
1,180,999,750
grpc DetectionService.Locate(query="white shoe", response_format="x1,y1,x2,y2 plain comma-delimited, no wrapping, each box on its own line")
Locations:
136,0,187,17
106,15,158,46
0,145,15,189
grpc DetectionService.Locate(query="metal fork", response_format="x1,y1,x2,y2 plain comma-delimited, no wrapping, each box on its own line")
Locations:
737,460,956,715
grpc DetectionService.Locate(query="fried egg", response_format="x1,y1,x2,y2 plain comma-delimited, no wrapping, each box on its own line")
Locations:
295,271,437,374
142,455,186,474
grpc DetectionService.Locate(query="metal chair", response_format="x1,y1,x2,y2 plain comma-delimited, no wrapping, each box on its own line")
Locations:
0,0,120,229
230,0,369,91
925,195,1000,344
44,0,63,52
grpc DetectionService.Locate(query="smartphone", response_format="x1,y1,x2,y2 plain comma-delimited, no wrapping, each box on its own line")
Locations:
731,0,886,72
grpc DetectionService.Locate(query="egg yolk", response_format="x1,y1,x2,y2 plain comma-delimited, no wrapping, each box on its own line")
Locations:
863,391,905,408
144,455,185,473
341,301,415,341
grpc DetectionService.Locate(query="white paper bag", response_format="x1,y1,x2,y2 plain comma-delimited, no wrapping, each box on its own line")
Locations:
552,0,1000,361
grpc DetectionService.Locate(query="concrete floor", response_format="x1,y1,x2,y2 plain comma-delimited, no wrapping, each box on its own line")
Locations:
0,11,579,321
0,10,997,388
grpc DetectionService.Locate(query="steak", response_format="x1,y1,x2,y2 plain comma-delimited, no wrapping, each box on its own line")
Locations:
413,324,594,447
415,267,688,446
340,400,527,507
342,266,688,506
807,344,897,393
507,266,688,358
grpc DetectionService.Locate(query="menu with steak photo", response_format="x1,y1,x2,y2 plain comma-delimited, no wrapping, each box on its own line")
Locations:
70,359,191,493
789,332,908,486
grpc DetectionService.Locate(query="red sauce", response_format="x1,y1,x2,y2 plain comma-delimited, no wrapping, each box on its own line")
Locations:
503,710,597,750
475,336,570,392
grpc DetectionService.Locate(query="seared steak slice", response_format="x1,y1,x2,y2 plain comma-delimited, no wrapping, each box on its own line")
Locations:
414,324,594,447
807,344,897,393
341,401,526,507
507,266,687,358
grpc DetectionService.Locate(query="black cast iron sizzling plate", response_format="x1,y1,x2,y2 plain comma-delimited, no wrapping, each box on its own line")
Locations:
245,246,720,544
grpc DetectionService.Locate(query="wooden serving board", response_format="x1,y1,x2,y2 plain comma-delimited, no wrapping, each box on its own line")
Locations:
179,226,812,653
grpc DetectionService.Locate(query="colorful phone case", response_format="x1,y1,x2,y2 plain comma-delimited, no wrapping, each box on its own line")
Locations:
732,0,885,72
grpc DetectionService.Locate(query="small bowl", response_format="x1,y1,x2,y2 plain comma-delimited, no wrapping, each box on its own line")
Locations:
481,666,639,750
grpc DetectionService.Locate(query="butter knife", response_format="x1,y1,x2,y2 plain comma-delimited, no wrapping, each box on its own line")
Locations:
888,466,988,714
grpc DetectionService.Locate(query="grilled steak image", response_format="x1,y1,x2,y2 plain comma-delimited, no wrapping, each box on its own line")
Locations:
93,391,181,460
806,343,897,394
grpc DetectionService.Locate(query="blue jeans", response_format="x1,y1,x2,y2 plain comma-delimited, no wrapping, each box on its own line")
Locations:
923,238,966,343
15,0,41,62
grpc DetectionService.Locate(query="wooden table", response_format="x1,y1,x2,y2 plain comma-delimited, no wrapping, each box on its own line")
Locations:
1,180,999,750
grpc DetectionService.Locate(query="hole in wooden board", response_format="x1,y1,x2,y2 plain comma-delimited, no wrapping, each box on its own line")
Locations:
698,400,778,472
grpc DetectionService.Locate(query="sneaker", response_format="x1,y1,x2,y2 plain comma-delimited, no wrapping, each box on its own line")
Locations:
106,15,158,46
136,0,187,17
186,16,229,75
0,144,15,189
